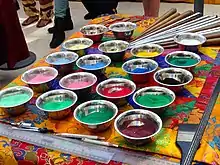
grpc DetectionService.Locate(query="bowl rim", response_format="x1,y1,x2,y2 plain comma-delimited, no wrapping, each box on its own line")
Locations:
131,43,164,58
153,67,194,87
174,32,207,46
74,100,118,125
132,86,176,109
0,86,34,108
98,40,129,54
45,51,79,65
62,38,94,51
21,67,58,85
109,21,137,32
96,78,136,99
36,89,78,112
165,51,201,68
114,109,162,140
122,58,158,75
76,54,111,71
80,24,108,36
59,72,97,90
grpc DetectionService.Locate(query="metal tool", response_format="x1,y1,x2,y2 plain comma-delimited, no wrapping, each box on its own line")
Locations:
178,79,220,165
0,123,178,165
55,133,105,140
130,18,220,48
133,12,201,43
12,127,54,133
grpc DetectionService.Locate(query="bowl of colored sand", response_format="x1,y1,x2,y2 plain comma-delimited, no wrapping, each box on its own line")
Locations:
165,51,201,71
21,67,58,93
109,22,137,40
0,86,33,116
96,78,136,106
59,72,97,101
122,59,158,83
174,33,206,53
36,89,77,120
131,43,164,59
154,68,193,92
62,38,93,56
133,86,175,114
80,24,108,42
114,109,162,145
98,40,129,62
74,100,118,132
45,51,79,75
76,54,111,75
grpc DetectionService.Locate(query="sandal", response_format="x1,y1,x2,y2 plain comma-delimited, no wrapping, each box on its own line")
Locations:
22,16,39,26
36,19,52,28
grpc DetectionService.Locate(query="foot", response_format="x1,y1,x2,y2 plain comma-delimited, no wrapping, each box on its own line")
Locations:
48,26,55,34
48,20,73,34
49,31,65,48
49,17,66,48
36,19,52,28
48,8,73,34
22,16,39,26
96,9,117,18
84,13,97,20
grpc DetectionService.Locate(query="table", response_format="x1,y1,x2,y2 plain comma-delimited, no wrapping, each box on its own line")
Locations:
0,15,220,165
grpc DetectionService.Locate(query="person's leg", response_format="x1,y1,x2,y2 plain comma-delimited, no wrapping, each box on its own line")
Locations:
21,0,39,26
81,0,98,20
48,0,73,33
82,0,118,20
36,0,53,28
54,0,69,18
142,0,160,17
98,0,118,14
50,0,73,48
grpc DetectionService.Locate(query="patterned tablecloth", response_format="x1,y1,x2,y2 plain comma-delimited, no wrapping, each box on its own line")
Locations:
0,15,220,165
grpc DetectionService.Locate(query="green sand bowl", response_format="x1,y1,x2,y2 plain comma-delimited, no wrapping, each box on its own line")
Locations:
165,51,201,69
0,86,33,116
74,100,118,132
36,89,77,120
133,86,176,114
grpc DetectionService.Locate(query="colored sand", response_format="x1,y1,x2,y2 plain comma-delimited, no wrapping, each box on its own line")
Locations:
82,62,106,69
69,44,87,50
52,58,72,65
28,74,54,83
136,51,159,58
131,68,150,73
0,92,31,107
136,94,173,107
160,78,182,85
41,98,73,110
168,57,198,66
67,81,93,89
78,107,114,124
121,118,157,138
179,39,201,45
102,86,132,97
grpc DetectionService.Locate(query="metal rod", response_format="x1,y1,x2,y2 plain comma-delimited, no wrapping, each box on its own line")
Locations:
132,12,201,43
140,15,211,41
130,18,220,47
130,16,217,46
129,25,220,49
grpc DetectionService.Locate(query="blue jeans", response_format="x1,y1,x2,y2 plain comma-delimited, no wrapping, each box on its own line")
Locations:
54,0,68,18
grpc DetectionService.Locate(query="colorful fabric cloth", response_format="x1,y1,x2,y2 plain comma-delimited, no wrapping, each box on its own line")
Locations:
0,15,220,165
